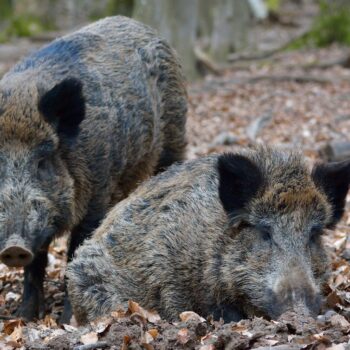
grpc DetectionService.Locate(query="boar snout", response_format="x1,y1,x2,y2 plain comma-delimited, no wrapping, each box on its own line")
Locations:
268,263,321,319
0,236,33,267
0,246,33,267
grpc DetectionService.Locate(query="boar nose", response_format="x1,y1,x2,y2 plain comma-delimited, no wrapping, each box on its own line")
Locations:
271,263,321,318
0,246,33,267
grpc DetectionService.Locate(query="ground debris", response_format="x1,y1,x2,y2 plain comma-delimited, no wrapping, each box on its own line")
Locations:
2,21,350,350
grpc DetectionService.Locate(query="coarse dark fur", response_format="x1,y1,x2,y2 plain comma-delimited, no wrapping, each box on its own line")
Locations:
67,146,350,325
0,16,187,321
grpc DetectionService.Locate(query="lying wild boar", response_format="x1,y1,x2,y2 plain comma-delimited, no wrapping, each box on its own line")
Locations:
0,16,187,322
67,146,350,324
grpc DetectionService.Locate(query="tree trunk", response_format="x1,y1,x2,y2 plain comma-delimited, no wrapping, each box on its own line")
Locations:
133,0,199,79
12,0,110,30
210,0,251,62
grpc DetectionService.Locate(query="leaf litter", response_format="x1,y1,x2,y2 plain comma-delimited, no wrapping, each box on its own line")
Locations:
2,38,350,350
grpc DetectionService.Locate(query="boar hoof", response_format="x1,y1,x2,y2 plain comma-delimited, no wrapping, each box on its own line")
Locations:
59,297,73,325
16,293,45,321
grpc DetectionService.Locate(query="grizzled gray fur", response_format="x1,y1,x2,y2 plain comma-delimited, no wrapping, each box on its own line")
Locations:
0,16,187,322
67,146,350,324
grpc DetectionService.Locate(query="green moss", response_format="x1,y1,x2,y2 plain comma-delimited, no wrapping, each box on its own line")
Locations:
288,1,350,49
106,0,134,17
0,14,55,42
266,0,281,12
0,0,12,20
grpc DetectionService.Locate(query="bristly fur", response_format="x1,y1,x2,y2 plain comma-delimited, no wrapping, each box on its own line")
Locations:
0,16,187,321
67,145,350,324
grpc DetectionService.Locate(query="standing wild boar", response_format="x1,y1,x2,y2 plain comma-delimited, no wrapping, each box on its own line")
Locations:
0,16,187,322
67,146,350,324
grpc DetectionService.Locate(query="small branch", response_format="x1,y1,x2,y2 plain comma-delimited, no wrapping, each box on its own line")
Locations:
301,55,350,70
227,27,311,63
194,46,222,76
73,341,108,350
245,74,336,84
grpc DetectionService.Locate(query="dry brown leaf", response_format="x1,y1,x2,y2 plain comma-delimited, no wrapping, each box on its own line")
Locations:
43,315,57,328
90,317,112,334
330,314,350,328
3,320,24,336
0,294,5,307
121,335,131,350
111,308,127,319
128,300,161,323
142,344,154,350
80,332,98,345
179,311,206,323
10,326,22,343
140,331,154,344
177,328,190,344
326,290,343,308
148,328,158,339
4,340,20,349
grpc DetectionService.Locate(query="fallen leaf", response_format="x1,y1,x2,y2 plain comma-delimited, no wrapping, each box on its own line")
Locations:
179,311,206,323
111,308,127,319
121,335,131,350
326,290,343,308
128,300,161,323
62,324,77,332
43,315,57,328
330,314,350,328
199,345,215,350
10,326,22,343
90,317,112,334
3,320,24,336
80,332,98,345
5,292,20,302
177,328,190,344
148,328,158,339
26,328,40,342
140,331,154,344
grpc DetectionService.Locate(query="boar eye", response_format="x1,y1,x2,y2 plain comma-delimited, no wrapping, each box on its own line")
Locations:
37,158,52,180
258,225,272,241
310,225,323,241
38,159,46,171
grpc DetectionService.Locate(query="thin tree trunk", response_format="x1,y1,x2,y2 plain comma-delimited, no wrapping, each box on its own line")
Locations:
133,0,199,79
210,0,251,62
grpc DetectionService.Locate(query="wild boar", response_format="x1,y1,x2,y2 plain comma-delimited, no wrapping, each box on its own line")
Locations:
67,146,350,324
0,16,187,322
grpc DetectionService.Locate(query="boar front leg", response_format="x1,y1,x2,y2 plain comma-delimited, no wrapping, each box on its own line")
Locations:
16,247,48,321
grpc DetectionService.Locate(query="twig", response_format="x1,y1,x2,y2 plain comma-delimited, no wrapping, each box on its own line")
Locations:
194,46,222,76
73,341,108,350
245,74,336,84
227,27,311,63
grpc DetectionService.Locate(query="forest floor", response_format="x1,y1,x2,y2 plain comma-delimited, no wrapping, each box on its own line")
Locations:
0,44,350,349
1,2,350,347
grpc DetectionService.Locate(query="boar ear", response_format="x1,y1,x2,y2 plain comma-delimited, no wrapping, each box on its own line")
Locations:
312,160,350,226
38,78,85,139
218,154,263,219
